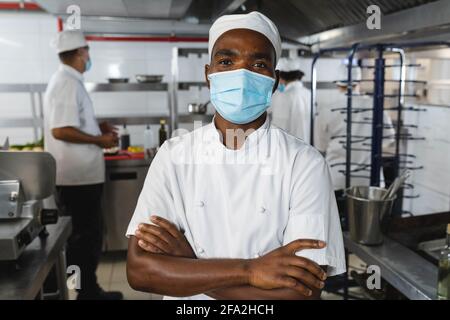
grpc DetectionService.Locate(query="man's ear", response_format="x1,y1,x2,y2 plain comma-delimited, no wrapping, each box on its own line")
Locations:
205,64,210,89
272,69,280,94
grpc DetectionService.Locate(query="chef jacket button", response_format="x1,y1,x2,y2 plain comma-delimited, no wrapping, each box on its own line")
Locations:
197,201,205,207
259,206,266,213
197,247,205,254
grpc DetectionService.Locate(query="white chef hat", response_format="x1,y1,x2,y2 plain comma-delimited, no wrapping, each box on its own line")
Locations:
51,30,87,54
277,57,301,72
336,60,362,86
208,11,282,64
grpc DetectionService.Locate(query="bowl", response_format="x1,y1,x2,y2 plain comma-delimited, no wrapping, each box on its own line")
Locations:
103,146,120,155
187,103,207,114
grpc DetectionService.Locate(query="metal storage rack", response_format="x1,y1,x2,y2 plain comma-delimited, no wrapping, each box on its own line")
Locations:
0,81,204,140
0,84,47,141
310,41,450,216
170,47,213,130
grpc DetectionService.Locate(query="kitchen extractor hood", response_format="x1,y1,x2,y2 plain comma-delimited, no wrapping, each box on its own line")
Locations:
33,0,194,19
33,0,450,47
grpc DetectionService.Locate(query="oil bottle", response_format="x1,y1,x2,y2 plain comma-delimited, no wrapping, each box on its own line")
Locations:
159,119,167,147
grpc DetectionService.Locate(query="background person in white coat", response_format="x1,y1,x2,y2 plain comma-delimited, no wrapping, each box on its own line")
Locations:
269,57,311,142
44,30,121,300
314,63,395,219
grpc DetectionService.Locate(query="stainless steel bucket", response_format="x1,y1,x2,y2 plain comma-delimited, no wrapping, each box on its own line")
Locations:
345,186,396,245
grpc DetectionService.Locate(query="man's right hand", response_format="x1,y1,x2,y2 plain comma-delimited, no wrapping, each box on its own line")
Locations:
96,133,119,148
248,239,327,296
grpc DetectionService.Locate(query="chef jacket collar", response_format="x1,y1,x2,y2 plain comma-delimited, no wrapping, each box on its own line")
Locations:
60,63,84,82
209,113,271,151
285,80,303,91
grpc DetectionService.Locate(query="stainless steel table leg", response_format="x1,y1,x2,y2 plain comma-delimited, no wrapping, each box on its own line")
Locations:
55,249,68,300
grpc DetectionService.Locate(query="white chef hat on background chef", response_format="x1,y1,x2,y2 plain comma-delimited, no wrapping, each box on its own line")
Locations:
51,30,87,53
208,11,282,64
277,57,301,72
335,60,362,86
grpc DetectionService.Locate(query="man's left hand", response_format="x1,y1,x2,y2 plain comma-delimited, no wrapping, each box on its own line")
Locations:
135,215,196,259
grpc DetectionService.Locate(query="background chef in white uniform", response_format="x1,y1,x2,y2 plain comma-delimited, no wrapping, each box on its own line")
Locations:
44,30,122,300
269,57,311,142
126,12,345,300
314,63,395,219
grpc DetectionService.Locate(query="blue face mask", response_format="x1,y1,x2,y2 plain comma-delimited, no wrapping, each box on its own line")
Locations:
208,69,275,124
277,83,285,92
85,58,92,72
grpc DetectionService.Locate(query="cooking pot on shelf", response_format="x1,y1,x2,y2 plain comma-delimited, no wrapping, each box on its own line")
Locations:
187,101,210,114
135,74,163,83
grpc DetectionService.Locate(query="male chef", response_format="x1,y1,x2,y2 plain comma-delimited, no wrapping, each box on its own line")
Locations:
126,12,345,300
44,30,121,300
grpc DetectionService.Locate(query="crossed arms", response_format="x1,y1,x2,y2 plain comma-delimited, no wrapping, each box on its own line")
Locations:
126,215,328,300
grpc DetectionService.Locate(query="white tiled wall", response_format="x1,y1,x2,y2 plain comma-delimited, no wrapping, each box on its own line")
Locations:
403,104,450,215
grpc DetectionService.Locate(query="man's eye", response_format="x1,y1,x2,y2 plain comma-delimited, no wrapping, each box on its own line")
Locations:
218,59,232,66
254,62,267,68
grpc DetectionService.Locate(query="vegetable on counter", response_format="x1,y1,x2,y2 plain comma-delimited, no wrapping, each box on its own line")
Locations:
9,138,44,151
127,146,144,153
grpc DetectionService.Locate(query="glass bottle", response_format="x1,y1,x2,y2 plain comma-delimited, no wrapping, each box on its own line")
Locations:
159,119,167,147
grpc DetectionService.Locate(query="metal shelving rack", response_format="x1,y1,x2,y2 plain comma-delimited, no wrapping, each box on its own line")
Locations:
310,41,450,216
310,42,450,301
0,80,213,140
0,84,47,140
170,47,213,131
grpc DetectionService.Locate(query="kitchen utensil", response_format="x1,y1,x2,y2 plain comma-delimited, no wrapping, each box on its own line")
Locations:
107,78,129,83
187,101,209,114
346,186,397,245
135,75,163,83
383,170,411,200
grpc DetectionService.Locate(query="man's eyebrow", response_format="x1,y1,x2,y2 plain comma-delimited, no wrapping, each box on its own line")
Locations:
214,49,239,57
250,52,272,61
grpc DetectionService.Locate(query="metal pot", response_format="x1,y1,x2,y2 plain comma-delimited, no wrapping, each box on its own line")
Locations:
135,74,163,83
187,101,209,114
345,186,396,246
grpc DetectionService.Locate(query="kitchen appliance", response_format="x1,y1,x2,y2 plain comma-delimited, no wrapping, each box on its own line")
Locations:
187,101,209,114
0,151,59,260
346,186,396,245
135,74,163,83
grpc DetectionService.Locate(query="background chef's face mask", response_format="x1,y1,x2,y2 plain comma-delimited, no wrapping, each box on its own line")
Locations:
208,68,275,124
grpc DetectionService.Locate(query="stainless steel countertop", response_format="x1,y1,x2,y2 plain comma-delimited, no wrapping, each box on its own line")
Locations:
344,232,438,300
105,157,153,168
0,217,72,300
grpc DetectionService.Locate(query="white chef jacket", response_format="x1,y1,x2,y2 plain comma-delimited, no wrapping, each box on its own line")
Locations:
126,116,346,300
44,64,105,186
314,94,395,190
269,81,311,142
